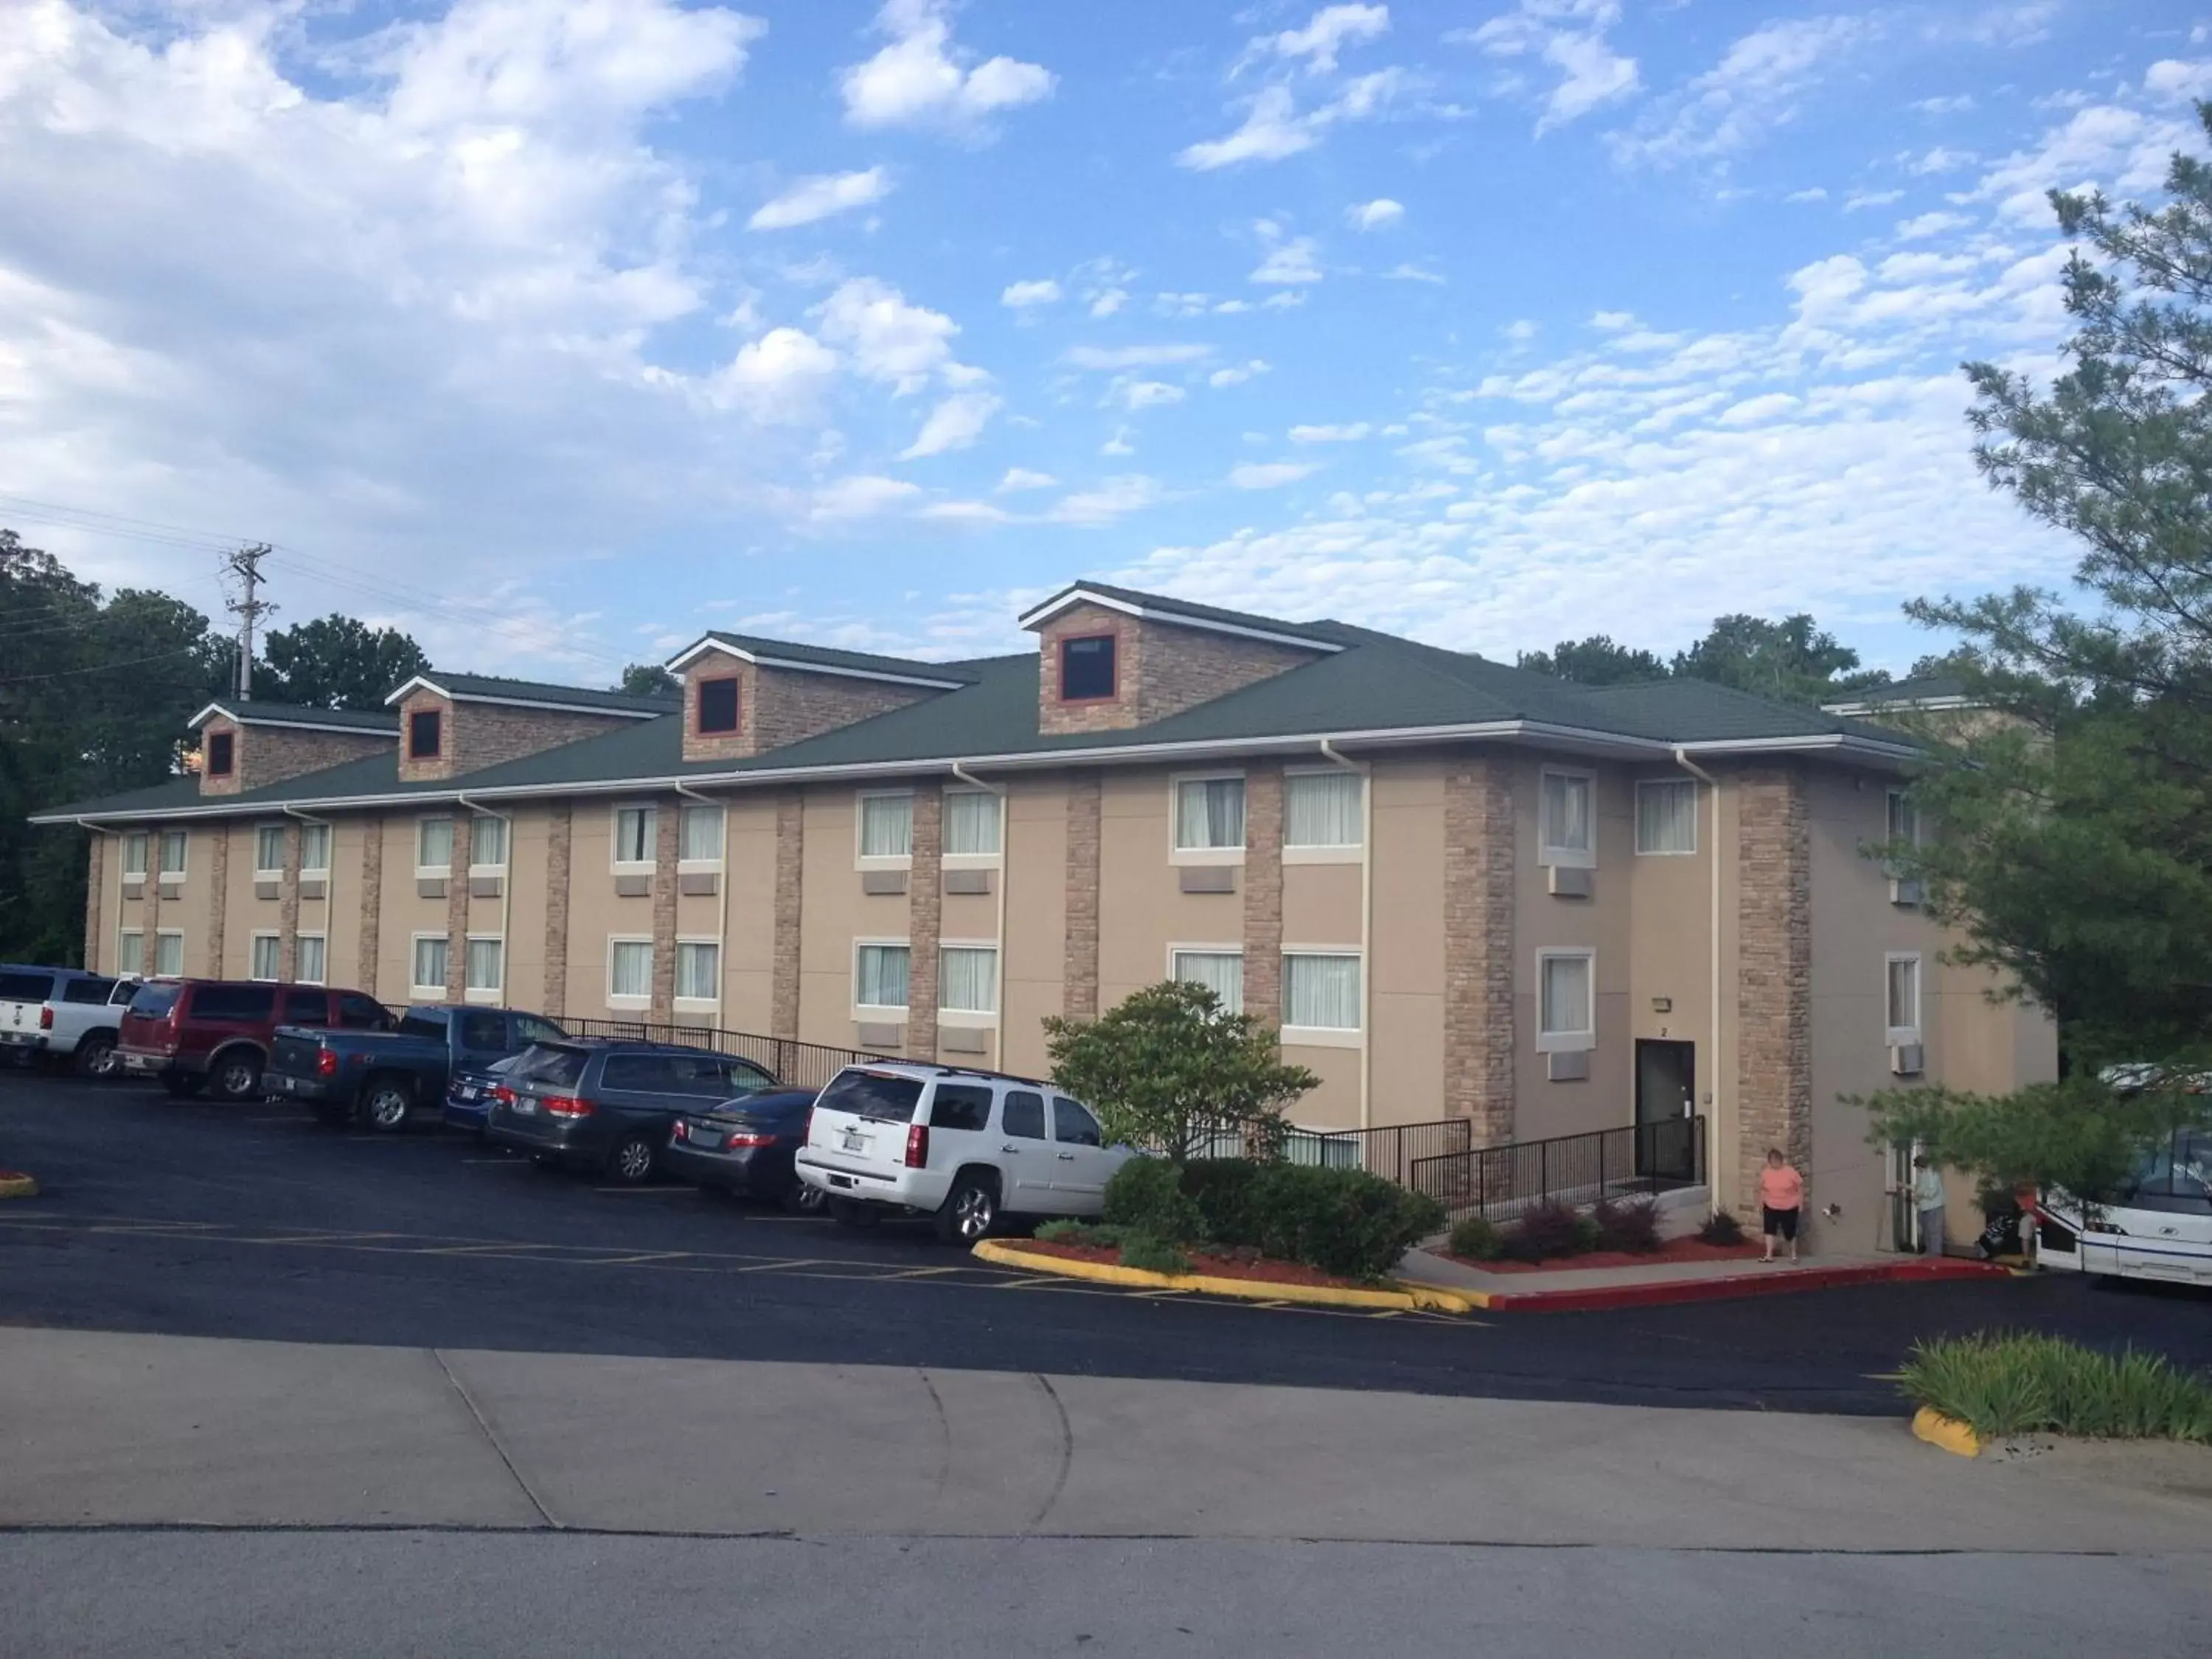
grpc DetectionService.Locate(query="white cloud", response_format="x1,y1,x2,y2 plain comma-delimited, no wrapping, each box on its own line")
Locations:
1176,69,1409,170
813,277,963,394
1590,310,1637,330
1844,188,1905,211
811,474,923,520
1347,197,1404,231
1088,288,1128,318
1229,461,1320,489
1913,94,1975,114
839,0,1054,133
996,467,1057,493
1049,474,1164,524
1258,5,1391,76
917,498,1009,524
1896,210,1969,240
1262,291,1307,310
1911,146,1977,175
710,327,839,417
748,167,891,231
1502,319,1540,341
1290,422,1371,442
1251,230,1324,285
1100,428,1135,456
1384,263,1444,283
1115,379,1186,411
1784,186,1829,203
1063,343,1213,369
1209,359,1270,387
2145,60,2212,103
899,389,1001,459
1969,102,2200,226
1000,278,1062,308
1463,0,1640,133
1614,15,1872,167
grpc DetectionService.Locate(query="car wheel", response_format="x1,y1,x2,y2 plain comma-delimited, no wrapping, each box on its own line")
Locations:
161,1074,205,1099
605,1132,657,1185
782,1178,828,1217
828,1197,880,1229
936,1172,999,1245
75,1034,119,1079
209,1052,262,1103
361,1079,412,1133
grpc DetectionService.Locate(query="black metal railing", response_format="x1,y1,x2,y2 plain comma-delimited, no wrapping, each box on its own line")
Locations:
1408,1116,1706,1224
560,1018,885,1093
1185,1116,1475,1181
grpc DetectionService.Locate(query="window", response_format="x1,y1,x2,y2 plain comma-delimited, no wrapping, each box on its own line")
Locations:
815,1069,925,1123
299,823,330,874
1887,787,1919,847
927,1083,994,1133
1886,953,1922,1042
119,929,144,970
1001,1090,1047,1139
608,939,653,1004
408,709,441,759
470,815,507,871
459,1010,506,1050
855,942,911,1012
1060,634,1116,700
338,993,389,1029
190,984,274,1020
411,936,448,995
1284,771,1363,851
1540,770,1595,867
63,977,115,1006
680,804,723,865
1174,776,1246,854
1282,953,1362,1034
121,833,147,877
255,825,285,877
858,793,913,862
296,934,326,985
675,940,719,1003
417,817,453,874
206,731,233,776
465,937,504,999
613,805,656,867
940,945,998,1017
1635,779,1698,855
697,677,740,734
1537,950,1596,1051
1172,949,1245,1015
1052,1096,1104,1147
943,790,1001,858
397,1009,449,1041
283,990,329,1026
154,932,184,977
159,830,189,877
250,933,281,981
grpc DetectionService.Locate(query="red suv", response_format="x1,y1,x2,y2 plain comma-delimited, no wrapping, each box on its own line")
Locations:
119,980,390,1101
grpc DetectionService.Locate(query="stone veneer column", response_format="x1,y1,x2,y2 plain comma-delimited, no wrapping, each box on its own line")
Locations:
543,803,571,1020
1444,754,1517,1144
358,820,384,994
444,813,472,1002
142,828,163,976
278,823,302,981
771,791,803,1039
1242,762,1284,1029
206,827,229,977
1736,765,1812,1208
1062,774,1101,1020
650,799,679,1023
907,785,942,1057
83,833,103,972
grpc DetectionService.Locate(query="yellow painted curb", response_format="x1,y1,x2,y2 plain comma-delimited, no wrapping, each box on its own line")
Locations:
1911,1405,1981,1458
0,1172,40,1200
973,1239,1475,1315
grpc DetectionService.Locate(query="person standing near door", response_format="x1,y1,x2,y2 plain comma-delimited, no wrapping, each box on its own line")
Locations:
1758,1147,1804,1264
1913,1155,1947,1257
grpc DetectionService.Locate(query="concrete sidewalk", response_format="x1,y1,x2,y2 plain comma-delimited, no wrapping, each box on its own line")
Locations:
1400,1245,2012,1310
3,1326,2208,1551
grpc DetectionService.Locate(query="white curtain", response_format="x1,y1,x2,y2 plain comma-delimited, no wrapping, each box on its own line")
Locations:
160,831,189,875
120,931,143,969
1173,950,1245,1015
677,942,719,1001
858,944,911,1009
1888,790,1919,844
1175,778,1246,849
472,815,507,869
256,827,285,874
1888,956,1920,1033
297,936,326,985
251,936,280,981
680,805,723,863
299,824,330,873
1543,773,1591,856
615,807,655,864
1283,954,1360,1030
610,940,653,999
413,937,448,991
860,795,914,859
940,946,998,1014
122,835,147,876
1540,954,1592,1037
467,938,504,992
944,790,1001,857
1285,773,1361,849
417,818,453,871
1636,781,1697,854
155,934,183,976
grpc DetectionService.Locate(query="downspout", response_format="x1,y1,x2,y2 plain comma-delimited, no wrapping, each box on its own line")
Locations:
1318,740,1373,1130
950,762,1009,1072
1673,750,1722,1210
672,782,727,1028
282,805,336,984
76,820,111,974
453,793,510,1006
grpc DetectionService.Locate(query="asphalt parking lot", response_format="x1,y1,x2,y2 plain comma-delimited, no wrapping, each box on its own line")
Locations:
2,1068,2207,1412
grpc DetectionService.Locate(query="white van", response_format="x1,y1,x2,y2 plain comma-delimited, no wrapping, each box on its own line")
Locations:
794,1062,1132,1243
2037,1126,2212,1287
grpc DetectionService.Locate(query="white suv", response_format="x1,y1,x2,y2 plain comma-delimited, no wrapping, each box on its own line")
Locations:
795,1062,1132,1243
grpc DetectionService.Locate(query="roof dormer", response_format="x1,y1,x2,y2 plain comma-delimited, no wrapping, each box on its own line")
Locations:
664,634,968,764
188,701,397,796
385,673,673,784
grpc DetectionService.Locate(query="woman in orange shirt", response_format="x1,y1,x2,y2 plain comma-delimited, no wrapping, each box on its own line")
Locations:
1758,1147,1804,1264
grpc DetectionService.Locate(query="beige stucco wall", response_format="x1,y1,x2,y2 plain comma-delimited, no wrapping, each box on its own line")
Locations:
797,786,909,1048
561,799,646,1017
720,796,780,1033
1001,776,1068,1079
1368,757,1446,1130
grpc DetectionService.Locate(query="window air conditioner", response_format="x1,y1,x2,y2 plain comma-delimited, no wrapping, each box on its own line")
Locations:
1889,1043,1924,1077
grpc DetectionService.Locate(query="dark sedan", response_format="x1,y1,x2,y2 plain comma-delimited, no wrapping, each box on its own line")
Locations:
663,1088,824,1212
485,1040,778,1184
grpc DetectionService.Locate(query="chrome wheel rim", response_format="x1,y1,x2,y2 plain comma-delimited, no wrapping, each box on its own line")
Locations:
955,1187,993,1239
616,1141,652,1181
83,1042,117,1078
369,1090,407,1129
218,1061,256,1098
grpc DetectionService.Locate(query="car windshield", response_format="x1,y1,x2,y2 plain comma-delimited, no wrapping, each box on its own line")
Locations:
815,1069,925,1123
128,983,182,1019
508,1044,590,1090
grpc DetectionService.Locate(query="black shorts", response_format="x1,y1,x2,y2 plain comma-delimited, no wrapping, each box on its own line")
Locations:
1762,1206,1800,1241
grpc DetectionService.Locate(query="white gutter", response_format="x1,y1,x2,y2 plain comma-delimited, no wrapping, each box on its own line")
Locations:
282,805,337,984
453,793,511,1006
1318,740,1373,1130
950,762,1009,1073
672,781,727,1027
1673,750,1723,1213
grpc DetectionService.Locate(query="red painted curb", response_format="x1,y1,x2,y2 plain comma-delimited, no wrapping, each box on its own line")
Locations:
1474,1258,2014,1314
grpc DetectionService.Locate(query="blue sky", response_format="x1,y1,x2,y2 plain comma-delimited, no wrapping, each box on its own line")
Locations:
2,1,2208,686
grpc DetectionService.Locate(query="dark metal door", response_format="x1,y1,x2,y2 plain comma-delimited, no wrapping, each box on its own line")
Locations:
1635,1040,1697,1180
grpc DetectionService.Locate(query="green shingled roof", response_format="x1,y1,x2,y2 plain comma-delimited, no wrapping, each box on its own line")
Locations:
1019,580,1356,647
675,632,978,685
397,672,675,714
191,700,400,733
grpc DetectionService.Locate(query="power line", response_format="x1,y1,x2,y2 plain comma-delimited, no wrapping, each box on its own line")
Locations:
0,645,207,685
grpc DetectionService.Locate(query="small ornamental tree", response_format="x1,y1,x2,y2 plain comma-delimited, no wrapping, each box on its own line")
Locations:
1043,980,1318,1162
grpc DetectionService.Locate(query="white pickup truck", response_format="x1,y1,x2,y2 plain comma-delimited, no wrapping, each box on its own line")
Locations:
0,966,142,1077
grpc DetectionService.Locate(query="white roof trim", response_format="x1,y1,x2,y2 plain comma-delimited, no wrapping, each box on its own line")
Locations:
662,636,967,690
1015,588,1343,655
381,676,663,720
188,703,397,740
1820,695,1973,716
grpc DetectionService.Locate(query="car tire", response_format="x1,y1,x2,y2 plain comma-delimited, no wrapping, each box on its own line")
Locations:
361,1078,413,1134
208,1051,262,1103
605,1131,658,1185
74,1034,119,1079
161,1074,205,1099
782,1178,828,1217
936,1172,1000,1245
828,1197,880,1229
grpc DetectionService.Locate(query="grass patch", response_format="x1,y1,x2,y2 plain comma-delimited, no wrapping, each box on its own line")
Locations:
1902,1332,2212,1443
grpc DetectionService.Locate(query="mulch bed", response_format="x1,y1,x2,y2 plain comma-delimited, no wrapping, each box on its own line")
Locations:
1009,1237,1373,1291
1444,1237,1767,1274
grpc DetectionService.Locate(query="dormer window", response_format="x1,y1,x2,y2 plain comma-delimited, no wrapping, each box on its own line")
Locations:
698,677,740,734
206,731,234,776
1060,634,1116,701
409,709,442,759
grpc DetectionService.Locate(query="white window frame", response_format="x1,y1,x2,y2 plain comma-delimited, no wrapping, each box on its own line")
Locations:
938,940,1001,1026
611,804,658,874
254,824,287,880
1166,944,1246,1015
852,936,913,1018
299,822,331,875
1279,946,1364,1048
1535,947,1597,1054
1885,950,1923,1045
1886,787,1921,849
158,829,189,880
296,932,327,987
1282,765,1365,864
606,934,654,1008
677,803,726,874
153,928,185,978
248,931,281,982
1633,779,1699,856
941,787,1004,868
410,932,450,998
1537,767,1597,869
1169,770,1248,866
468,814,509,876
118,928,145,972
121,832,149,880
462,934,506,1004
855,789,916,870
674,936,721,1011
415,816,455,878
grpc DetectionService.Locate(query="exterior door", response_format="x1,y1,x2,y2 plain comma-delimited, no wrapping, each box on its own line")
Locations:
1046,1096,1113,1214
996,1089,1054,1211
1634,1040,1696,1180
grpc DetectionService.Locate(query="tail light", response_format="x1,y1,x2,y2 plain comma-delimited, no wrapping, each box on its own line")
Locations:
543,1094,593,1119
672,1120,690,1142
39,1007,53,1030
491,1085,515,1106
726,1131,776,1149
315,1048,339,1077
904,1123,929,1168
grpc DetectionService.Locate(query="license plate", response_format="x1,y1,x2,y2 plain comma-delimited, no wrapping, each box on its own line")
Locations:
841,1131,866,1152
454,1086,479,1102
272,1076,295,1093
512,1097,537,1115
0,1032,31,1047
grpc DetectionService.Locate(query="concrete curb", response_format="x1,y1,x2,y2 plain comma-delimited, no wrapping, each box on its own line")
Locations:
1912,1405,1982,1458
0,1171,40,1200
1399,1256,2015,1314
973,1239,1477,1315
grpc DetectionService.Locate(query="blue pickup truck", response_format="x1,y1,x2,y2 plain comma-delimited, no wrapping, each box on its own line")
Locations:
266,1004,566,1132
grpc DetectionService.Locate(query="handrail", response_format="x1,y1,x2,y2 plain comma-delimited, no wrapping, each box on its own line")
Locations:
1408,1116,1708,1223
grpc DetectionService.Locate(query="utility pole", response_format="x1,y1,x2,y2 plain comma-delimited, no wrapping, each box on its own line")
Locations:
222,544,276,701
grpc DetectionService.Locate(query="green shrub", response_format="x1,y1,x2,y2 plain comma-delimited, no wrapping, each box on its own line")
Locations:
1503,1199,1592,1262
1592,1198,1661,1254
1449,1215,1506,1261
1902,1332,2212,1442
1034,1218,1089,1244
1118,1232,1192,1275
1180,1158,1263,1242
1102,1157,1204,1243
1242,1163,1444,1279
1697,1209,1745,1246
